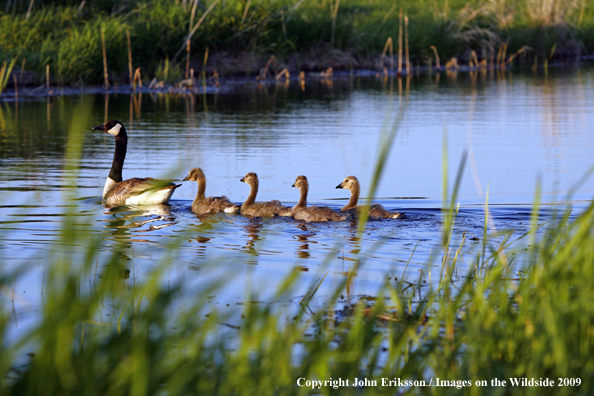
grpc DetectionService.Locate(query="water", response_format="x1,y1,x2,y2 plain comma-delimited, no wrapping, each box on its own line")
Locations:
1,66,594,331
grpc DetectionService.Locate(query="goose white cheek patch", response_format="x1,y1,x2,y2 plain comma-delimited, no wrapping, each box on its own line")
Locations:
107,124,122,136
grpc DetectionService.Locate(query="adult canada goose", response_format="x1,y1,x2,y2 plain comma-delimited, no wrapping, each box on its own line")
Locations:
291,175,346,222
336,175,404,219
240,172,291,217
93,120,181,207
183,167,239,215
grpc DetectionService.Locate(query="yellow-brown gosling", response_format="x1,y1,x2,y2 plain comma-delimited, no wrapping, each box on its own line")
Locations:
291,175,346,222
93,120,180,207
240,172,292,217
183,167,239,215
336,175,404,219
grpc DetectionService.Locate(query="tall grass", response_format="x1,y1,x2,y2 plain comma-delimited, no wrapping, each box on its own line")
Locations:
0,56,17,97
1,0,594,86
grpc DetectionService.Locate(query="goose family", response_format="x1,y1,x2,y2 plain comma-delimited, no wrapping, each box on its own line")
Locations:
93,121,404,221
94,120,181,207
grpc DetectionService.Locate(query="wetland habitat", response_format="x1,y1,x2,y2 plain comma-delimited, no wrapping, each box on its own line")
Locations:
1,66,594,394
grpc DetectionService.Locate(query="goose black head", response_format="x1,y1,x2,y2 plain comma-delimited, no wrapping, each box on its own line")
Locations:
93,120,125,136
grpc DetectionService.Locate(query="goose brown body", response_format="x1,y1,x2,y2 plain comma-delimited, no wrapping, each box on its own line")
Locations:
183,168,239,215
240,172,291,217
336,176,404,219
291,176,346,222
94,120,180,207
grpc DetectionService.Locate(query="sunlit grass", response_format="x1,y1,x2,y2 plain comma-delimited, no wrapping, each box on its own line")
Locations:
1,0,594,86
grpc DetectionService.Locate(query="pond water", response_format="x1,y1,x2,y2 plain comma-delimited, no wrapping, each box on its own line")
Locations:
1,66,594,332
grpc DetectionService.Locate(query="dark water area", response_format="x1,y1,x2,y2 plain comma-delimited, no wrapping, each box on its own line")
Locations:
1,67,593,333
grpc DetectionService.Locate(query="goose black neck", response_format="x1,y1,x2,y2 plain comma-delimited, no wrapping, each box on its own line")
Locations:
109,130,128,183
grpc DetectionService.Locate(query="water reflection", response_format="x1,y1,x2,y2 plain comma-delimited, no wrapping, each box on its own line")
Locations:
101,204,177,241
242,217,263,258
294,223,312,259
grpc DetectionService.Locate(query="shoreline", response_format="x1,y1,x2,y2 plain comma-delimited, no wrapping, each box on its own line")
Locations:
2,58,593,101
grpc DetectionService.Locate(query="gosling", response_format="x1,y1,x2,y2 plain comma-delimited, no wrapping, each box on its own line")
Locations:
183,167,239,215
240,172,292,217
336,175,404,219
291,175,346,222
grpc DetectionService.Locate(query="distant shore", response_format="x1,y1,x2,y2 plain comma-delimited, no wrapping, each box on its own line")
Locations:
2,0,593,90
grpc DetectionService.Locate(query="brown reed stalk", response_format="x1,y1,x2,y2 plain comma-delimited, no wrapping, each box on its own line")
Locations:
101,27,109,89
20,58,25,82
429,45,440,69
275,68,290,81
202,47,209,87
500,42,508,67
496,43,503,66
398,8,403,75
133,67,142,88
186,39,191,79
380,37,393,71
241,0,251,24
470,50,479,68
127,29,133,87
404,15,409,75
503,46,529,67
172,0,221,63
46,64,50,91
13,73,17,99
331,0,340,46
189,0,199,31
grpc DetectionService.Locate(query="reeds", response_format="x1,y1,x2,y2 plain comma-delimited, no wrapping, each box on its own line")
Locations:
0,57,18,98
1,0,592,85
126,29,133,87
100,27,109,90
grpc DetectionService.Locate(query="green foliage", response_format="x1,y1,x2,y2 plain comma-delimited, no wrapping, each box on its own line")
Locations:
0,56,18,97
1,0,594,85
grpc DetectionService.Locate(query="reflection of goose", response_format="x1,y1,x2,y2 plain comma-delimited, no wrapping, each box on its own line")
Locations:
239,172,291,217
336,176,404,219
291,175,346,222
93,120,181,207
183,167,239,215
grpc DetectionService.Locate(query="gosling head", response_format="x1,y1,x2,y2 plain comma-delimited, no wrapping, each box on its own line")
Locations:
292,175,308,189
336,176,358,190
183,167,205,182
93,120,125,136
240,172,258,185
